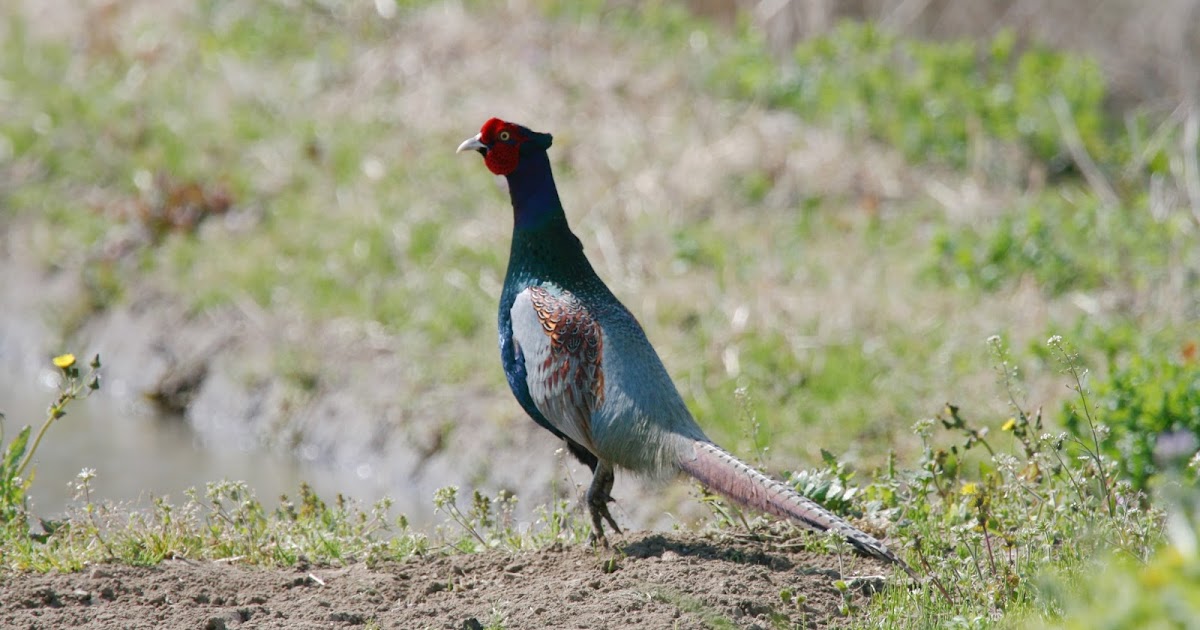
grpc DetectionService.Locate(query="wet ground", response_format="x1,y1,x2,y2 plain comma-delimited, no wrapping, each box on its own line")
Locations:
0,367,370,523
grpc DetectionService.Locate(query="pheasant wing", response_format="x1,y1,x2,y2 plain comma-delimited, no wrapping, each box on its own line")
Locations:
509,284,604,454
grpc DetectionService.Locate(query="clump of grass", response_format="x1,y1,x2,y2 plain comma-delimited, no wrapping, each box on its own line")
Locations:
432,484,591,553
3,476,427,572
778,449,868,521
0,477,589,573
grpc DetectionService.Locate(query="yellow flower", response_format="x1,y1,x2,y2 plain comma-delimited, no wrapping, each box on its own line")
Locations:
52,354,77,369
1001,418,1017,431
961,482,978,496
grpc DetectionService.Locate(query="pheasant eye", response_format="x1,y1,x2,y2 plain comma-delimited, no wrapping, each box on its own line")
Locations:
499,130,511,141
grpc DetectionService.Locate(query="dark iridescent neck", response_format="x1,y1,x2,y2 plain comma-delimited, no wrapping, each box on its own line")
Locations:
503,150,591,282
506,151,565,230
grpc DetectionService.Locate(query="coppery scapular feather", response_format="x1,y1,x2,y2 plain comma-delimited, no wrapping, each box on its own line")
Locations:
458,117,917,579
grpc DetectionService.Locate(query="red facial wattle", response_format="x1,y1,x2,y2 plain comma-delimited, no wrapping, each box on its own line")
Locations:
478,118,524,176
484,142,519,176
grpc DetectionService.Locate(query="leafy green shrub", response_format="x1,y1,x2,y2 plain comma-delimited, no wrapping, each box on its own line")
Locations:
1066,351,1200,491
713,22,1113,173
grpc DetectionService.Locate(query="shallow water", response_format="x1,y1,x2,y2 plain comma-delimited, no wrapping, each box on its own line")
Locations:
0,365,393,521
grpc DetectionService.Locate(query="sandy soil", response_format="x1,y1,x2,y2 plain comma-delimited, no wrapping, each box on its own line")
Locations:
0,531,897,629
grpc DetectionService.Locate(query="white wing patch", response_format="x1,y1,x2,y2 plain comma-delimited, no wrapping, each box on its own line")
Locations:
510,285,605,453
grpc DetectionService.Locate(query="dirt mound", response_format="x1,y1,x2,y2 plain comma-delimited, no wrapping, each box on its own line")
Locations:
0,531,896,629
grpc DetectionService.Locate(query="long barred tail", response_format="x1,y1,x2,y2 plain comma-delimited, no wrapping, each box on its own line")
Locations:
679,440,918,579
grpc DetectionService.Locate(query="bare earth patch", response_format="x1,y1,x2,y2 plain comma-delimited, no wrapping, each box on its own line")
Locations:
0,531,895,629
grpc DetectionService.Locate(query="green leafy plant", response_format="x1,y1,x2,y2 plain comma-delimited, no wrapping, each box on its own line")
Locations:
785,449,863,516
1,353,102,527
433,484,591,552
1064,346,1200,491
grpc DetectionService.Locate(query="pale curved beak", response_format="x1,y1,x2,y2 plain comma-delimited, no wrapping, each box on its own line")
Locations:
456,133,486,154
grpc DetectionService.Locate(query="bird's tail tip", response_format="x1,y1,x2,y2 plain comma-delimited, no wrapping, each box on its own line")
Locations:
678,439,918,579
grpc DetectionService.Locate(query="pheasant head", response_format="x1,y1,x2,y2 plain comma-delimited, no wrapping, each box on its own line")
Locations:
456,118,553,176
